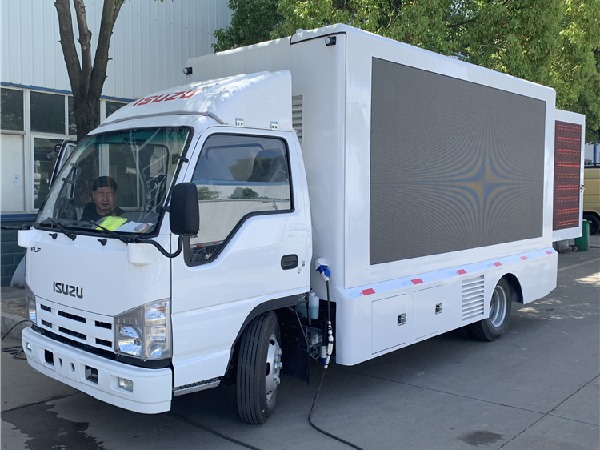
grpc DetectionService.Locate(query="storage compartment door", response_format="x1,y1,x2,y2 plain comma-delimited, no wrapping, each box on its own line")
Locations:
371,293,413,354
414,285,453,340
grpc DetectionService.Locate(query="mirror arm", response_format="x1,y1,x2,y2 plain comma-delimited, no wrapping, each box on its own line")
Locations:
133,235,183,259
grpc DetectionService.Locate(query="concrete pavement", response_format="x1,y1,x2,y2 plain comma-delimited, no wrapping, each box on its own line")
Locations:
2,236,599,449
0,286,28,342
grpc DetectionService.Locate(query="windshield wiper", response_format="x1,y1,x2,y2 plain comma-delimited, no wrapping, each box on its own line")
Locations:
41,218,76,241
88,220,182,258
88,221,135,245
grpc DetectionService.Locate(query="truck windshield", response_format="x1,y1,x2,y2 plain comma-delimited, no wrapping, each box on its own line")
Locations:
36,127,191,236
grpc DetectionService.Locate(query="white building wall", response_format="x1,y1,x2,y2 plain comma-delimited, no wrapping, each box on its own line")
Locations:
1,0,231,98
0,0,230,214
0,0,231,285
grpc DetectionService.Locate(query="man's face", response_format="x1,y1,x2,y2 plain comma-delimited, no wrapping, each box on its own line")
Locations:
92,187,116,216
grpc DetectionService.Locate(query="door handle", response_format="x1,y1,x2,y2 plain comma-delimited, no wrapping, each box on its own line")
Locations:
281,254,298,270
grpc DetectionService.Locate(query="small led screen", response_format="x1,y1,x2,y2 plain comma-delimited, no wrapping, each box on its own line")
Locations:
553,121,582,230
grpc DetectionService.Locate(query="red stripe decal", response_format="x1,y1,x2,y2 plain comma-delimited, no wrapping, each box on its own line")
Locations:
457,269,467,275
494,262,502,267
521,256,528,260
361,288,375,295
411,278,423,285
546,250,553,255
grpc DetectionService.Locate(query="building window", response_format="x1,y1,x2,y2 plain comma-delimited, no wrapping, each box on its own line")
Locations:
106,100,127,118
31,91,66,134
68,96,77,135
1,88,24,131
33,137,64,209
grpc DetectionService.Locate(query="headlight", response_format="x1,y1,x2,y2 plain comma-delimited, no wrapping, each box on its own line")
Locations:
25,284,37,324
114,300,171,360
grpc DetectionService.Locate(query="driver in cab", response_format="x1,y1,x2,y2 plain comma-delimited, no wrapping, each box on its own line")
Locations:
81,176,125,229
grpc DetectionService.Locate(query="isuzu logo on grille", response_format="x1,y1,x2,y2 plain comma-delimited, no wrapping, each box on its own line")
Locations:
53,282,83,299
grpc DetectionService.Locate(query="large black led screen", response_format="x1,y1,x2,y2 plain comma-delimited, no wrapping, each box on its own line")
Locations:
370,58,546,264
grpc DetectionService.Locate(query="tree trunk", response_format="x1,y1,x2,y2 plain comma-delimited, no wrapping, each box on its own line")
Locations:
73,95,100,140
54,0,123,141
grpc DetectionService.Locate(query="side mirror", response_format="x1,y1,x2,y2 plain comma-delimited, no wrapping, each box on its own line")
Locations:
169,183,199,236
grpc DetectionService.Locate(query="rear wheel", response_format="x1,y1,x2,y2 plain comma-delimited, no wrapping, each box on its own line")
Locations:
469,278,512,341
236,312,282,424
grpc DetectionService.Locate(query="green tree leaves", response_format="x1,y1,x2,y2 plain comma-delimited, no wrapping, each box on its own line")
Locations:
550,0,600,142
215,0,600,140
213,0,283,51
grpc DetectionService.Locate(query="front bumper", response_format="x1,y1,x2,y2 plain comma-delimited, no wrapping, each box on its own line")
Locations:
22,327,172,414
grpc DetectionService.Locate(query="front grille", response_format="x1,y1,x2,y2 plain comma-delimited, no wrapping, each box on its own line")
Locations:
33,325,116,361
58,326,86,340
58,310,86,323
37,301,114,352
95,320,112,330
95,338,112,348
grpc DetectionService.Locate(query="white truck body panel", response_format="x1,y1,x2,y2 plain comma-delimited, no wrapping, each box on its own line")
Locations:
187,24,558,364
188,24,557,286
101,71,293,132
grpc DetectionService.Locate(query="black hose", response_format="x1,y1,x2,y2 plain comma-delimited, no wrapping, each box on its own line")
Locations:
308,368,364,450
307,278,364,450
1,319,29,341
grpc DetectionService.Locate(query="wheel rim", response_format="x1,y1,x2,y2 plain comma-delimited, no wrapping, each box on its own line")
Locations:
489,284,508,328
264,333,282,402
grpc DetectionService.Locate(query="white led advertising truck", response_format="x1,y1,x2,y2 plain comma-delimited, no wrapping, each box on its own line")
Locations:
20,24,558,423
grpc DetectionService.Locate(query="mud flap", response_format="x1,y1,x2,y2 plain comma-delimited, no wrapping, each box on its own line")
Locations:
278,308,310,384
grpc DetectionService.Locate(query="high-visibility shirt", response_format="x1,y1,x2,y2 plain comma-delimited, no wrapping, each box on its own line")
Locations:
97,215,127,231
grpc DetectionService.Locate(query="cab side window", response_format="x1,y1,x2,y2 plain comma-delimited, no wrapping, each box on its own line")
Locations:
188,134,292,263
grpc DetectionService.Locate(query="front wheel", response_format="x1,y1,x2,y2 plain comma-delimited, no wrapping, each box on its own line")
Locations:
237,312,282,424
469,278,512,341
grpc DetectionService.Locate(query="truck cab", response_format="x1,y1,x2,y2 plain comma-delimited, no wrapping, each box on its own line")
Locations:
20,71,312,420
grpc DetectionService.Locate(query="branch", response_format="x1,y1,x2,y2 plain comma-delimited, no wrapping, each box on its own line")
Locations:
449,16,479,29
54,0,82,93
89,0,123,100
73,0,93,94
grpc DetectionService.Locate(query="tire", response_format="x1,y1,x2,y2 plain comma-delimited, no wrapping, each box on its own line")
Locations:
236,312,282,424
469,278,512,341
584,214,600,235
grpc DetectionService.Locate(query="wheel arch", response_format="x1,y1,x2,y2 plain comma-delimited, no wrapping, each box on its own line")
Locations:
222,294,306,382
583,212,600,235
583,210,600,220
502,272,523,303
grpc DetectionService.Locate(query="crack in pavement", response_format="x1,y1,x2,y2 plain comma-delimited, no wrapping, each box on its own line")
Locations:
499,374,600,449
2,392,79,414
341,368,545,415
167,410,262,450
341,368,599,449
